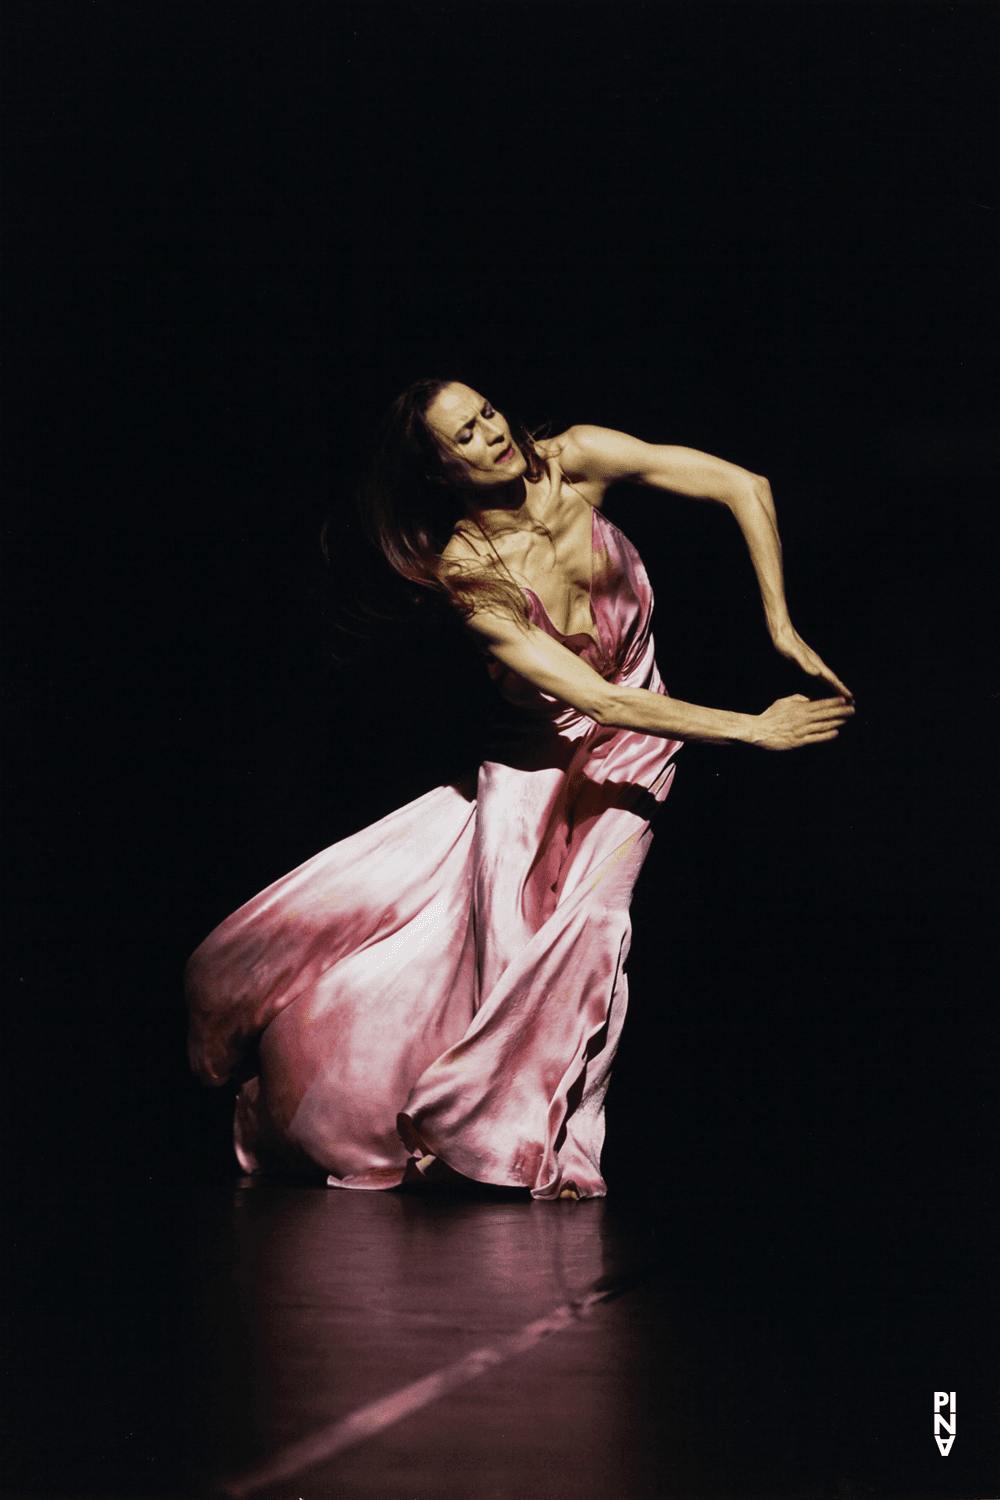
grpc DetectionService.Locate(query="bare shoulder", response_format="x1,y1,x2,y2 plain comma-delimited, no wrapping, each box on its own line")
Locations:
439,523,491,578
534,428,596,469
534,430,571,462
536,424,650,501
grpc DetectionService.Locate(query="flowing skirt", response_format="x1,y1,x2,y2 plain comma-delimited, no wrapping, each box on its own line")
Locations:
187,694,679,1199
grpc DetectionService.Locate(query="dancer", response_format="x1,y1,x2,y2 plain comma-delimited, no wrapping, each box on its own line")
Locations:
186,379,853,1200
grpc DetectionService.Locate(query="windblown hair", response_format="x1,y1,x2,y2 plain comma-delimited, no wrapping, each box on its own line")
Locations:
358,377,549,625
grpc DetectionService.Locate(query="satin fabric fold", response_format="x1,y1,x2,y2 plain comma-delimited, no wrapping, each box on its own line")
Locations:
186,507,681,1198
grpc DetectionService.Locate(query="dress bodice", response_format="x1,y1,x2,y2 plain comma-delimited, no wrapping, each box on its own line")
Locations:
488,505,659,726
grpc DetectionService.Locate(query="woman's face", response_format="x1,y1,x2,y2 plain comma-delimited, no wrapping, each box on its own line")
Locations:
424,382,528,489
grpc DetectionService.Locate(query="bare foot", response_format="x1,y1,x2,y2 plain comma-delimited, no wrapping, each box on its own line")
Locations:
402,1153,467,1191
558,1187,580,1201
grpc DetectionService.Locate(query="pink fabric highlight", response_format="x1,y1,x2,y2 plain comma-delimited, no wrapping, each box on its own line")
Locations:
186,509,681,1198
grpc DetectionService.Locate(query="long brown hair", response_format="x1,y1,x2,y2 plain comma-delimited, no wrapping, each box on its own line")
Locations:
357,378,549,624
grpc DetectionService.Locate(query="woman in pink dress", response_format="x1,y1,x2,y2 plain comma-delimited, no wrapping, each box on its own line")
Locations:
186,379,853,1200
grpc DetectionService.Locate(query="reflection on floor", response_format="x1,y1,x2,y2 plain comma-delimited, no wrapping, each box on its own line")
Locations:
4,1170,994,1498
208,1181,675,1499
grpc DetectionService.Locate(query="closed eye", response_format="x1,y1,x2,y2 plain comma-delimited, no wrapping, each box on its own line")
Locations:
455,401,496,445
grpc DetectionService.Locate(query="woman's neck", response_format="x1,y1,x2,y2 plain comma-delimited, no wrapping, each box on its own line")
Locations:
462,462,551,532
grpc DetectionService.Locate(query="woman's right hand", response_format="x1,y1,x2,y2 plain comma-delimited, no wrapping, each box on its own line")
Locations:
750,693,855,750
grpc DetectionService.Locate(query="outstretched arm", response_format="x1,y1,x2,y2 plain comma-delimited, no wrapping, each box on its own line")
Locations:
553,425,851,698
465,605,853,751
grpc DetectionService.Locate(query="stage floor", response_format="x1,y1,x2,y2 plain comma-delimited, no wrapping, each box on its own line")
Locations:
4,1168,994,1499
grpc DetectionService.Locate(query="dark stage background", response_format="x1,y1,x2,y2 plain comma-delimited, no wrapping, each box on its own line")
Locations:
3,4,997,1497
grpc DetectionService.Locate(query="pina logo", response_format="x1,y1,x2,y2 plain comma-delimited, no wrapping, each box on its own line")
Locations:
934,1391,956,1456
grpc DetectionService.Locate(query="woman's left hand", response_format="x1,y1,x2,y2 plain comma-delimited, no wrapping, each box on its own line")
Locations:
772,623,852,699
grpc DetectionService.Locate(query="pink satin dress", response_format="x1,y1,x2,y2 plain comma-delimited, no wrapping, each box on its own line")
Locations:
186,504,682,1199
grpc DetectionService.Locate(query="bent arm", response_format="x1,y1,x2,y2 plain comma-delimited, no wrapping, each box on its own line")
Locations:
469,608,852,750
555,425,851,697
